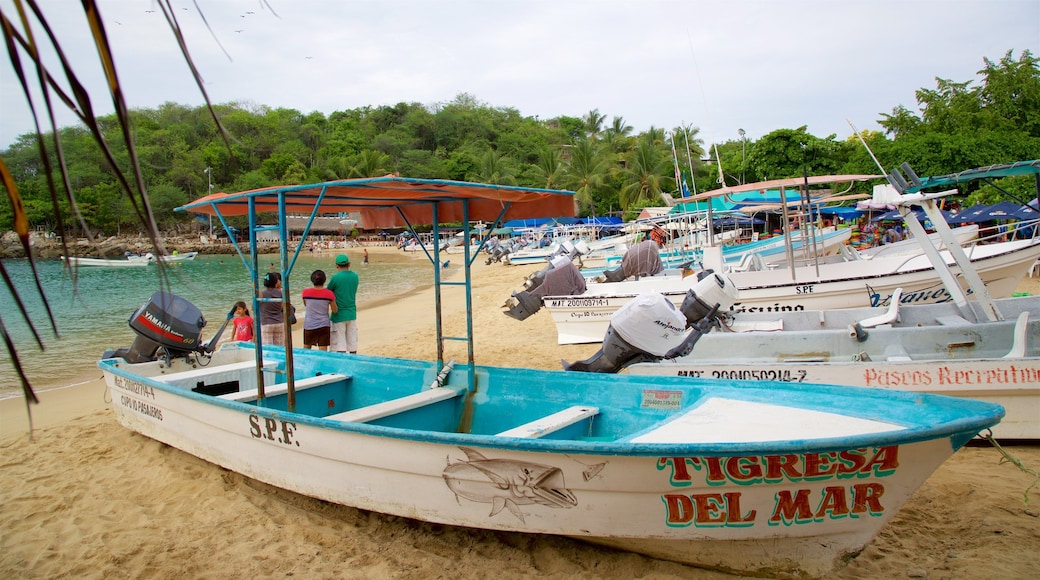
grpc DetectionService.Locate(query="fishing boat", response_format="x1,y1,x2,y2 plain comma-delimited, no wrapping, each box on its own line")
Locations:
564,160,1040,439
566,286,1040,440
97,177,1003,579
530,163,1040,344
155,251,199,263
538,237,1040,344
62,253,153,267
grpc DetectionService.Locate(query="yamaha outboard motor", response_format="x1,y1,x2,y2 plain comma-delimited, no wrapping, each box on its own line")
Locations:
103,291,232,363
564,272,738,373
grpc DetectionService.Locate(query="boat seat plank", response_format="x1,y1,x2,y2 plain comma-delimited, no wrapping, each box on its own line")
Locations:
496,406,599,438
936,315,973,327
158,360,274,384
325,386,466,423
218,373,350,402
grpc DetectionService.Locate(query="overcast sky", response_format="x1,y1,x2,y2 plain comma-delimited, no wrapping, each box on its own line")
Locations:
1,0,1038,150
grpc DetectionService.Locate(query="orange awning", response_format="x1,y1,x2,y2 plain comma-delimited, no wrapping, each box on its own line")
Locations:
178,177,576,229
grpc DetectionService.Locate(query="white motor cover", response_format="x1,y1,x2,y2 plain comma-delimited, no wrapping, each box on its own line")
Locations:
691,272,740,310
550,255,572,269
574,240,591,255
610,292,687,356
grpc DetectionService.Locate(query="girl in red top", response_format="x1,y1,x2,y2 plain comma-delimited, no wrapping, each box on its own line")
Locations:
231,301,254,342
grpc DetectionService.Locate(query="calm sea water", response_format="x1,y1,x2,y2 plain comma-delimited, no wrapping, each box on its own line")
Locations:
0,252,432,398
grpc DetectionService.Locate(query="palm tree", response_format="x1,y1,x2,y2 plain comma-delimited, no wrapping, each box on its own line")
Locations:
351,150,392,177
564,139,608,214
602,116,634,154
583,109,606,140
643,125,667,146
471,148,516,185
617,136,669,211
533,146,565,189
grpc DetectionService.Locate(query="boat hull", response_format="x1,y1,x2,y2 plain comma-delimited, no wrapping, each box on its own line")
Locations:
546,239,1040,344
61,256,151,267
99,344,1001,578
616,295,1040,440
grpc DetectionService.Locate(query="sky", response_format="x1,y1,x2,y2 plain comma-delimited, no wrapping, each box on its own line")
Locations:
1,0,1038,150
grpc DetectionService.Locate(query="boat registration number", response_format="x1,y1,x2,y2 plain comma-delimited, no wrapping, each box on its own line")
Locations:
677,368,808,382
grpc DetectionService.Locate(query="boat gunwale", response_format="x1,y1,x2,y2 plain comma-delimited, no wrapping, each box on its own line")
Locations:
98,350,1003,457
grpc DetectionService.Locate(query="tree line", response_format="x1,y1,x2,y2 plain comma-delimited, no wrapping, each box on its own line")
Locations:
2,49,1037,236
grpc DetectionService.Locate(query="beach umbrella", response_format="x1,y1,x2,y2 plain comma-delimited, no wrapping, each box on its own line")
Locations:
976,201,1035,221
1013,204,1040,221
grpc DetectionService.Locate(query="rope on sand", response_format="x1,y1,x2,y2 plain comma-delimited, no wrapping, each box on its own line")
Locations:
983,430,1039,505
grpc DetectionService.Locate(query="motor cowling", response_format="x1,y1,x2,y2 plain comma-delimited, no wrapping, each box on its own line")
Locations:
564,272,738,373
103,291,211,363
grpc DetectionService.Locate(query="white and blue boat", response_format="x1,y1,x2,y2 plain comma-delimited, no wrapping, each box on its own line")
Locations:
98,177,1003,579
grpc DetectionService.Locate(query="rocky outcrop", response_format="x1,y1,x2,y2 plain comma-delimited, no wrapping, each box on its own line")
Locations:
0,231,283,259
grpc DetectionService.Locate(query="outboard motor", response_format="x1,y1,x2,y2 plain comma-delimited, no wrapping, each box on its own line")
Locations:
503,261,587,321
524,241,587,291
564,272,738,373
103,291,232,363
601,239,664,283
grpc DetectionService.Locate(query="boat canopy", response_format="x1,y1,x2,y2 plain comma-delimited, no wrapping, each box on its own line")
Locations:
903,160,1040,193
684,174,881,202
179,176,575,229
175,177,576,400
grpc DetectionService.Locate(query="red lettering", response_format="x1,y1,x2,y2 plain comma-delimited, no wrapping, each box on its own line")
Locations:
815,486,850,518
862,446,899,475
691,493,728,524
863,368,882,386
698,457,726,483
657,457,693,484
770,489,813,524
851,482,885,514
725,457,763,482
836,449,868,476
765,454,803,481
721,492,756,524
803,452,838,479
662,494,694,525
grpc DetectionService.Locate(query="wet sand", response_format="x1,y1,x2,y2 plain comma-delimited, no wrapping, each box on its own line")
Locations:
2,247,1038,578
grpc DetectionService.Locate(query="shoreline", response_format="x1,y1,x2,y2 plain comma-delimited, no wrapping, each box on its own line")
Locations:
2,254,1038,578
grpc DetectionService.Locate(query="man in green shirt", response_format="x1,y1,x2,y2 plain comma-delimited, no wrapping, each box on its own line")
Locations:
327,253,360,353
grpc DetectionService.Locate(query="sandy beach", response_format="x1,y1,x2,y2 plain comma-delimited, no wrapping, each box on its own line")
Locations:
2,246,1038,579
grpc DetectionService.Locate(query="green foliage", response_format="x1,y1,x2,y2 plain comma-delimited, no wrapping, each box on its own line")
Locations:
2,50,1037,234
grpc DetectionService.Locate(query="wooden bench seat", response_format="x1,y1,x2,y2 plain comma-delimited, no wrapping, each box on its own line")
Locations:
496,405,600,438
324,386,466,423
218,373,350,402
157,360,274,385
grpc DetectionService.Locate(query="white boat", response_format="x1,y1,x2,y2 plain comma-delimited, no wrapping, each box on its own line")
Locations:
532,163,1040,344
503,239,574,265
569,288,1039,440
563,160,1040,440
540,237,1040,344
156,251,198,263
62,254,152,267
96,177,1003,579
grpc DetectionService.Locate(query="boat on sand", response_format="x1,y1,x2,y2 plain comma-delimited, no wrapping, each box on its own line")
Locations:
97,177,1003,579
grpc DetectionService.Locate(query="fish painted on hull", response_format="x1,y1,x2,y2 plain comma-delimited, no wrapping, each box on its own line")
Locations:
443,447,579,522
